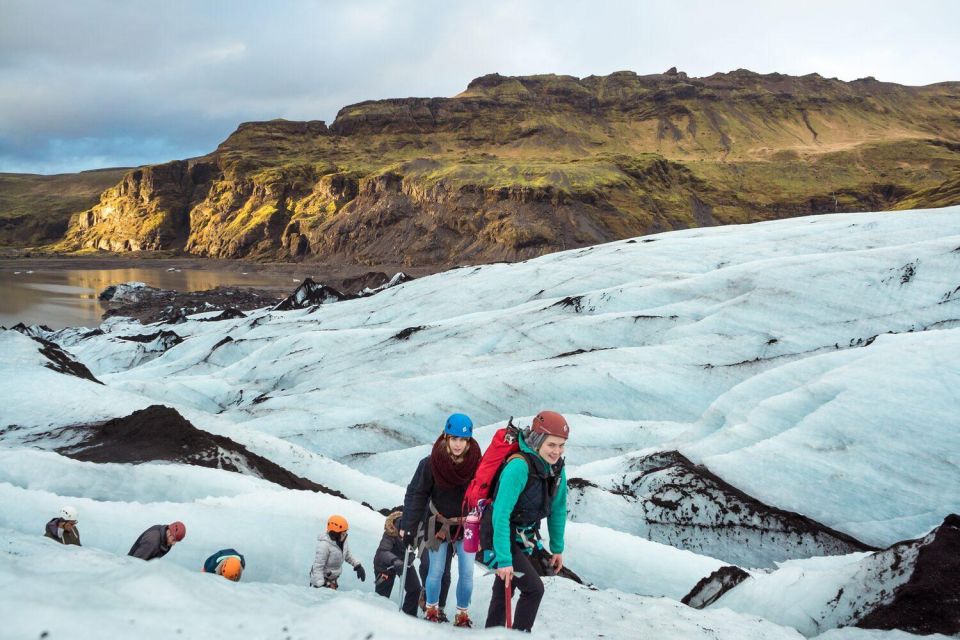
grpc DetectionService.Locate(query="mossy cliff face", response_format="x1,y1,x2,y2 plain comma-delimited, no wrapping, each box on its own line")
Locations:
58,69,960,264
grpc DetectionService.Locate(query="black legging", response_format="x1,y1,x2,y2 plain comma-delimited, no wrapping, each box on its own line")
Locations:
375,562,422,616
484,547,545,632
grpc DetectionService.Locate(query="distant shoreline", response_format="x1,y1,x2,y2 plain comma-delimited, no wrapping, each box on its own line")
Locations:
0,254,439,294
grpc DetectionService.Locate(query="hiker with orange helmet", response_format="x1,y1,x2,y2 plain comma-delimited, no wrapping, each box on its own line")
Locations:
128,521,186,560
483,411,570,632
400,413,482,627
309,515,366,589
202,548,246,582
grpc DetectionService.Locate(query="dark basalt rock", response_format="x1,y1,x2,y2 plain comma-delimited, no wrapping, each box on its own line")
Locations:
682,565,750,608
57,405,345,497
30,337,102,385
200,308,247,322
392,325,425,341
116,330,183,348
273,277,353,310
101,283,281,324
857,514,960,635
567,450,874,567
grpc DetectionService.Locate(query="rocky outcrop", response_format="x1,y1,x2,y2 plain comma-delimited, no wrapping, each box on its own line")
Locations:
27,334,102,384
682,566,750,608
52,70,960,265
694,514,960,636
62,160,214,252
567,451,874,567
272,277,352,310
57,405,345,496
99,281,282,324
856,514,960,635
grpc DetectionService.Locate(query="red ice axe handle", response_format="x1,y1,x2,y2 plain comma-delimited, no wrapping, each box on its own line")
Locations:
505,580,513,629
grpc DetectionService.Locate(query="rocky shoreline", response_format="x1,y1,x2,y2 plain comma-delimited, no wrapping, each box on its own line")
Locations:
1,255,437,326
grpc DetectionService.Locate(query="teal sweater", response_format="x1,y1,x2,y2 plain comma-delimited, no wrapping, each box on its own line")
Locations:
491,436,568,568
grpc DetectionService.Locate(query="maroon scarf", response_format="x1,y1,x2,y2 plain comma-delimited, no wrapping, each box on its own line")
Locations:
430,435,481,491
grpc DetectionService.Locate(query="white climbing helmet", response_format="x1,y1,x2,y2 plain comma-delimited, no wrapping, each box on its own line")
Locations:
60,506,78,522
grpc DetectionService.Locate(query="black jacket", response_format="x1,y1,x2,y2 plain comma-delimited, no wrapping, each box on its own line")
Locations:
128,525,171,560
374,532,412,574
401,456,468,535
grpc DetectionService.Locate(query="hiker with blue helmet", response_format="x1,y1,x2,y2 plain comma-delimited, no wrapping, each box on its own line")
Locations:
400,413,481,626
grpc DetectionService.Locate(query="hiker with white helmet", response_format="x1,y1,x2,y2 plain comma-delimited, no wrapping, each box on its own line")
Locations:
44,506,81,546
310,515,366,589
400,413,482,626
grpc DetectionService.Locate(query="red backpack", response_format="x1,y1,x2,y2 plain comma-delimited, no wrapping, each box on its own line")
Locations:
463,418,520,513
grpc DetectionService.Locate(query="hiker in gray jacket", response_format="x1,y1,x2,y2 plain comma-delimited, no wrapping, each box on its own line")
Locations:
128,521,186,560
309,514,365,589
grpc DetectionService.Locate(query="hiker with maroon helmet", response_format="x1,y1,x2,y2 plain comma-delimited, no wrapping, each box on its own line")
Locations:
483,411,569,632
128,521,186,560
310,515,366,589
400,413,481,626
374,510,421,615
44,506,81,546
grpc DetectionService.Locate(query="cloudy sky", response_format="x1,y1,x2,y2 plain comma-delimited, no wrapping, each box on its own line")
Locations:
1,0,958,174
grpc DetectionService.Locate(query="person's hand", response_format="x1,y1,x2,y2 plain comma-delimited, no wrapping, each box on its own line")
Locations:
495,565,514,586
401,528,415,548
550,553,564,572
392,558,404,572
354,564,366,582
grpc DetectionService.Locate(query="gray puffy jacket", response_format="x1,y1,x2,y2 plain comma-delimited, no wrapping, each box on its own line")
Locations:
309,531,358,586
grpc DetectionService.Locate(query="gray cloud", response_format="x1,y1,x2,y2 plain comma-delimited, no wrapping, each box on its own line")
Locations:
1,0,958,173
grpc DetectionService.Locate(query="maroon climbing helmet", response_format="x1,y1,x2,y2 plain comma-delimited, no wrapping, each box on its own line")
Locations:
531,411,569,439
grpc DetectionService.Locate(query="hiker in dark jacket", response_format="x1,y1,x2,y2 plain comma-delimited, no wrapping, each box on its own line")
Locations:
401,413,481,627
128,521,186,560
484,411,569,632
202,548,245,581
373,511,421,615
44,506,81,546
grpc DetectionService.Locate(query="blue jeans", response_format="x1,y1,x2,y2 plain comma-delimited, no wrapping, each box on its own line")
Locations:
425,539,473,609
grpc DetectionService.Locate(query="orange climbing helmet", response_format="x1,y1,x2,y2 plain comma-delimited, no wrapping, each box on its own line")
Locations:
219,556,243,582
327,515,349,533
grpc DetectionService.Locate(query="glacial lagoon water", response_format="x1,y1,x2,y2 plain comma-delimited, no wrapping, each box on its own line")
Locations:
0,266,300,329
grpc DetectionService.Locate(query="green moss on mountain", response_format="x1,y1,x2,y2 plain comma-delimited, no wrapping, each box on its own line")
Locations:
22,69,960,265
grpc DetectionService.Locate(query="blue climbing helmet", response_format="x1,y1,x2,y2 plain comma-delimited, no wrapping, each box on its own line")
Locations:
444,413,474,438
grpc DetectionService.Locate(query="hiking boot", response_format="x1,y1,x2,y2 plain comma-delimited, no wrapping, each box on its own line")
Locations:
454,610,473,628
437,609,450,623
424,605,442,623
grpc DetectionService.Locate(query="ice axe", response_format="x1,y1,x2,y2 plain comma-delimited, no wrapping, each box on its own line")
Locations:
396,546,414,611
505,579,513,629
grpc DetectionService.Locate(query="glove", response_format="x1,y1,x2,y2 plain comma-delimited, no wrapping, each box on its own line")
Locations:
392,558,404,573
402,529,416,548
354,564,366,582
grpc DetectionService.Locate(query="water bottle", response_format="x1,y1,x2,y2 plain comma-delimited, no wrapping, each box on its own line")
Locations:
462,501,484,553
